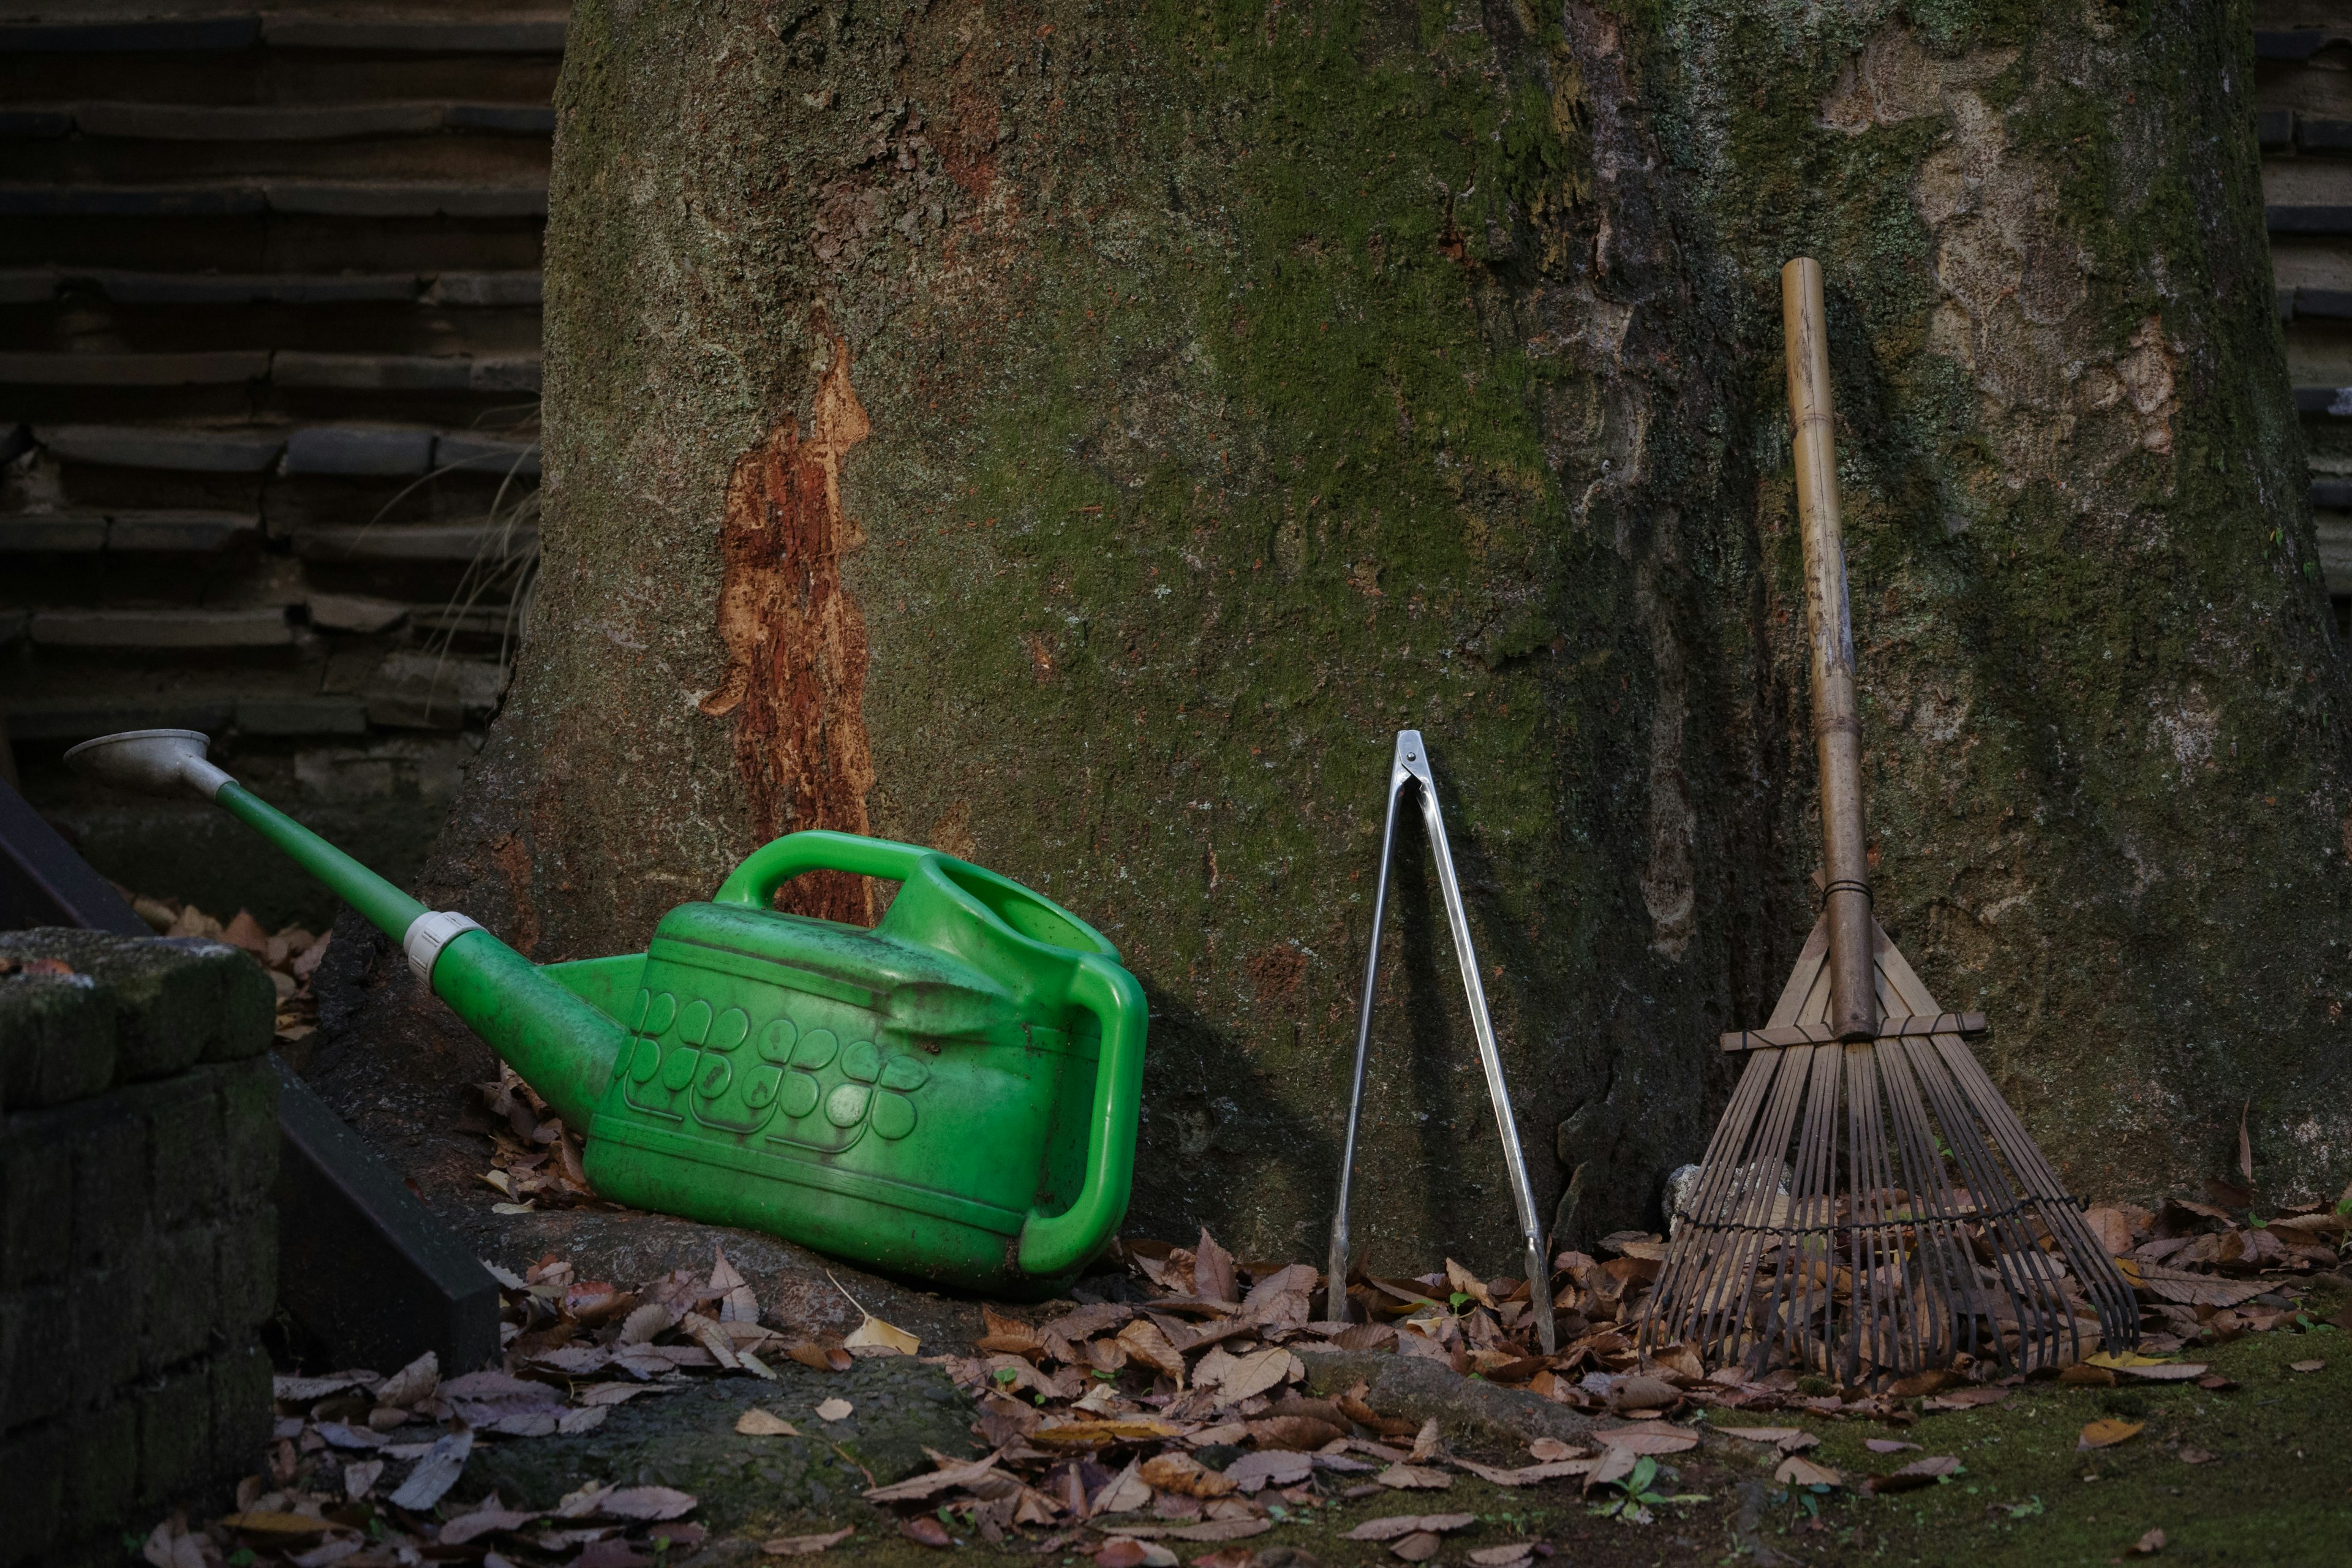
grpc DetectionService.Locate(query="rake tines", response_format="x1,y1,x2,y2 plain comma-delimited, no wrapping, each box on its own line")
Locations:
1642,259,2138,1385
1640,924,2139,1384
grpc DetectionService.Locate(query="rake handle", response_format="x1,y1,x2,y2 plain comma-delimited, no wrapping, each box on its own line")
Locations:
1782,258,1877,1043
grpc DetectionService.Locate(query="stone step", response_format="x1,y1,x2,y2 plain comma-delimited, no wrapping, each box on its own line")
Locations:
0,693,379,741
0,266,541,306
260,17,567,53
35,424,283,471
0,510,257,552
0,182,548,218
0,18,263,53
0,15,565,55
15,102,555,141
293,520,536,563
30,422,538,476
27,607,292,648
2258,30,2352,62
1,351,540,390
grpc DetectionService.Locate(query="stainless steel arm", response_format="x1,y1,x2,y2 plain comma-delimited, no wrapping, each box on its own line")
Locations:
1324,730,1557,1352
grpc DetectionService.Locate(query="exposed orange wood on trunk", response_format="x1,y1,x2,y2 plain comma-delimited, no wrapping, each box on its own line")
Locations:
699,333,877,924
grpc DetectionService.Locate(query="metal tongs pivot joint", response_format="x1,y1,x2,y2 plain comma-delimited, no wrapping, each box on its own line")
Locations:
1324,729,1557,1354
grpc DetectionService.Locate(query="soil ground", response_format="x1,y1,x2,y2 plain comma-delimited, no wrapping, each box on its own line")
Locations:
434,1282,2348,1568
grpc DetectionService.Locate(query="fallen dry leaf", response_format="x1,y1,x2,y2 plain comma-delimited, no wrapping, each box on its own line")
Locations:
599,1486,698,1521
219,1512,330,1536
736,1409,801,1438
1389,1531,1442,1562
1864,1456,1962,1495
900,1517,952,1548
2127,1526,2166,1557
761,1528,855,1556
2118,1363,2209,1382
1139,1452,1237,1499
1528,1438,1580,1461
1449,1457,1594,1486
1468,1546,1536,1567
2176,1446,2214,1465
814,1398,853,1423
2078,1419,2144,1450
1095,1540,1175,1568
1346,1514,1474,1542
1594,1424,1697,1455
1866,1437,1923,1454
2289,1359,2325,1373
1158,1519,1273,1542
1194,1227,1238,1305
1775,1455,1842,1488
1032,1418,1184,1449
1374,1464,1454,1490
1924,1387,2008,1410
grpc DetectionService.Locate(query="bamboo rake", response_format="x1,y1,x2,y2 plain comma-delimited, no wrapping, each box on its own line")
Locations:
1635,260,2140,1386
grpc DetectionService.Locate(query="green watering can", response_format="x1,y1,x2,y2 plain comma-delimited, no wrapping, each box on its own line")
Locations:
67,729,1147,1297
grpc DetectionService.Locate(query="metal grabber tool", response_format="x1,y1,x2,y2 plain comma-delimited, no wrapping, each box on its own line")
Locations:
1324,729,1557,1354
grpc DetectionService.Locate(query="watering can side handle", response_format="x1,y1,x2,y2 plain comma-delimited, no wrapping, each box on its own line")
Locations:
711,830,935,909
1016,952,1147,1278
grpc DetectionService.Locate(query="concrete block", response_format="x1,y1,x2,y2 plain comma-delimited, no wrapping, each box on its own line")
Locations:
71,1099,148,1273
0,965,115,1112
0,1289,71,1428
216,1202,275,1334
0,184,266,216
428,270,541,306
0,1420,65,1567
36,424,282,472
215,1057,279,1206
107,510,258,551
262,180,548,218
65,1398,140,1537
147,1080,224,1229
0,352,269,386
434,432,540,478
142,1223,221,1370
208,1341,271,1476
138,1362,213,1503
0,1112,73,1289
282,422,436,473
30,607,292,648
0,929,274,1078
0,514,107,551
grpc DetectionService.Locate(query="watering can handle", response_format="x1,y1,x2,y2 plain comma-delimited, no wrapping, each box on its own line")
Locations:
1017,952,1147,1278
711,829,935,909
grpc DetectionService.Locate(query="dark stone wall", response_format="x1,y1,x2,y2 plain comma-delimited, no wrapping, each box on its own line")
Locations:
0,929,278,1567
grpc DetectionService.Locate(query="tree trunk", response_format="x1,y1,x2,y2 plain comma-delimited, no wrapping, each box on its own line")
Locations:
309,0,2352,1280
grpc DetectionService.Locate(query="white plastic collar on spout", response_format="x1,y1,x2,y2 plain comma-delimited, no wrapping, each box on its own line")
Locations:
402,910,484,988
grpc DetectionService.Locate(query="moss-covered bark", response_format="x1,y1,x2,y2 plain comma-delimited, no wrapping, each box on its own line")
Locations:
313,0,2351,1276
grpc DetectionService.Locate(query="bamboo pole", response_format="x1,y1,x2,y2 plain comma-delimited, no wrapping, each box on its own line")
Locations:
1781,257,1877,1043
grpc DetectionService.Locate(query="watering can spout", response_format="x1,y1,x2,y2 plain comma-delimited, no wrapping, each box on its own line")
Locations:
64,730,624,1126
